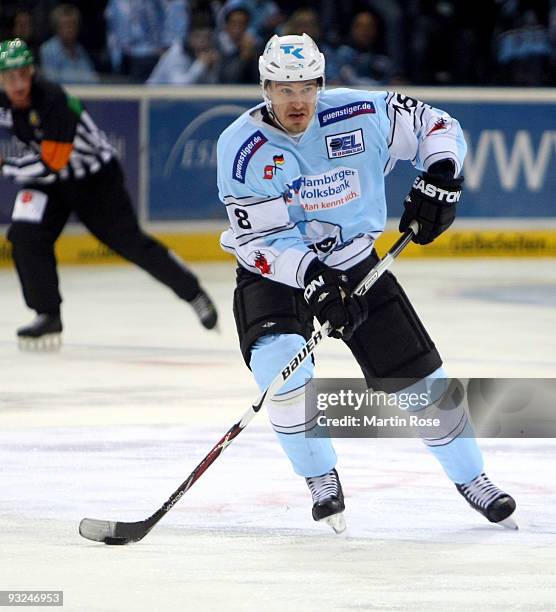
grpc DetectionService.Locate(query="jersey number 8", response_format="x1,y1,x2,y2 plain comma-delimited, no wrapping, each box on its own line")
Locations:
234,208,252,230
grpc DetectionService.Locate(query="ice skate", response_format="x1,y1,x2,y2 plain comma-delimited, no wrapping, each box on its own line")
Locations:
306,468,346,533
190,289,218,330
456,472,518,529
17,313,63,351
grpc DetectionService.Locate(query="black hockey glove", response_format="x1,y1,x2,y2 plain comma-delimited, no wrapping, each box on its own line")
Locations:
303,260,367,340
400,160,463,245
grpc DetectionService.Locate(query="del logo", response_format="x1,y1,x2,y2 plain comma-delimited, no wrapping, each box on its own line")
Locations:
254,251,272,275
325,129,365,159
263,153,285,179
233,131,268,183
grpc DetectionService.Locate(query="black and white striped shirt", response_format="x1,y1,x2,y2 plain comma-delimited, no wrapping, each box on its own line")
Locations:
0,76,115,184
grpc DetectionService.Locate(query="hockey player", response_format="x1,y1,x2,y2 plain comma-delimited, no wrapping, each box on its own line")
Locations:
217,34,516,533
0,39,218,348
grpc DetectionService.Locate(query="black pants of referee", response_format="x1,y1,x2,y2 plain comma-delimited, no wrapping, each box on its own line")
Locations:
7,159,200,314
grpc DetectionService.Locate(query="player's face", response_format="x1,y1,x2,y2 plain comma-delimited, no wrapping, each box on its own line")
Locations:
268,80,319,133
0,66,34,108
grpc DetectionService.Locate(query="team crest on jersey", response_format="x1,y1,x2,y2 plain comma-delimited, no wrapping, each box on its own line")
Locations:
233,131,268,183
325,129,365,159
318,101,375,127
302,220,343,254
252,250,272,275
263,153,285,179
426,117,452,136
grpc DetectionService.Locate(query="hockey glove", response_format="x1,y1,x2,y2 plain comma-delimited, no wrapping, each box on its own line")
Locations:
303,260,367,340
400,160,463,245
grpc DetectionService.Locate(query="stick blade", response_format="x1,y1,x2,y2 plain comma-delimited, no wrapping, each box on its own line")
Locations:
79,518,125,544
79,517,150,544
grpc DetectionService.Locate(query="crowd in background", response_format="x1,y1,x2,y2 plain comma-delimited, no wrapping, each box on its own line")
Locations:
1,0,556,87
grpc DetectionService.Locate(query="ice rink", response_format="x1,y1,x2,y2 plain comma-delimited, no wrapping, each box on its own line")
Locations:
1,258,556,612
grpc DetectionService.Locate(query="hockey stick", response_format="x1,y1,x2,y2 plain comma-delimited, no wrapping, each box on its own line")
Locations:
79,221,418,545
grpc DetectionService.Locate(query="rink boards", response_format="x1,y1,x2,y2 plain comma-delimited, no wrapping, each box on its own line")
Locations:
1,225,556,267
1,86,556,265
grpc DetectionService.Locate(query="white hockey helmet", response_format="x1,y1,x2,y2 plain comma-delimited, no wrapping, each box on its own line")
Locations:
259,33,325,84
259,33,325,112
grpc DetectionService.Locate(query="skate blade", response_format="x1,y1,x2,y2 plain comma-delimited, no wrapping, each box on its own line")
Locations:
17,333,62,352
497,514,518,530
320,512,346,534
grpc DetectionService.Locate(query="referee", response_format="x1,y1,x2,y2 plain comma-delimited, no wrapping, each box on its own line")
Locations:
0,39,217,348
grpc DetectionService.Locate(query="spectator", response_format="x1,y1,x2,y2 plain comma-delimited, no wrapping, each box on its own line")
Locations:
276,0,348,46
494,0,552,85
280,7,339,82
24,1,60,46
336,11,393,86
10,9,39,60
61,0,111,75
307,0,406,74
147,26,220,84
39,4,99,84
104,0,188,83
246,0,284,41
366,0,406,80
217,3,260,83
218,0,284,42
407,0,497,84
0,2,55,44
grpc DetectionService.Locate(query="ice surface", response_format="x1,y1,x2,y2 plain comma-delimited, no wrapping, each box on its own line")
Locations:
1,260,555,611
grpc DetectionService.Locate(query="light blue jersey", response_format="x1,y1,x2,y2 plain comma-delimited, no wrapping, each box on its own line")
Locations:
217,88,486,487
217,88,466,288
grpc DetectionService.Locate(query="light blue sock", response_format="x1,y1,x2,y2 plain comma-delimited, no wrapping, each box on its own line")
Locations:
250,334,336,477
406,366,484,484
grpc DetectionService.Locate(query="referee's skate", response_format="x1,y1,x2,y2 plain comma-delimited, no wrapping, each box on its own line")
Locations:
16,312,62,351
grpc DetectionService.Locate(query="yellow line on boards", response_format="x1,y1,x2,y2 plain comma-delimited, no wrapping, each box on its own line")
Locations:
0,229,556,268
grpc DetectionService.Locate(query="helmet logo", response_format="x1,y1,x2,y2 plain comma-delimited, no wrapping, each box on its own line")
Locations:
280,44,304,59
